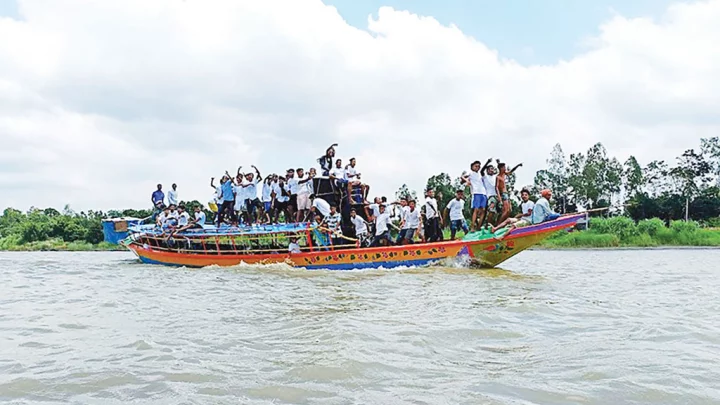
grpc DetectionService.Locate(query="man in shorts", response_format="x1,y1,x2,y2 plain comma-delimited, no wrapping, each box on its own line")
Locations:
444,189,469,240
462,160,487,232
296,168,314,222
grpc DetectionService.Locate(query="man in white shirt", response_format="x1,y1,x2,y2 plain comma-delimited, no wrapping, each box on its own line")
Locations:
397,200,422,245
344,158,368,204
492,188,535,233
349,208,369,246
310,194,331,217
444,189,469,240
482,160,498,225
288,237,301,254
462,160,488,232
233,174,247,224
371,204,396,247
241,166,262,224
286,169,299,221
271,176,290,224
423,189,442,242
168,183,179,206
193,206,206,229
261,176,274,223
296,168,314,223
364,197,382,221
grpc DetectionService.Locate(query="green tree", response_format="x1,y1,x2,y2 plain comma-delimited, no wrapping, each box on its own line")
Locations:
623,156,644,197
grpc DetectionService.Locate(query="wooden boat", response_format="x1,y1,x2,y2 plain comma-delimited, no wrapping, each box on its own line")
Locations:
122,214,584,270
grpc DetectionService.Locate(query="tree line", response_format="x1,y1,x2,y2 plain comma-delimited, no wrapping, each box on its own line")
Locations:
395,137,720,225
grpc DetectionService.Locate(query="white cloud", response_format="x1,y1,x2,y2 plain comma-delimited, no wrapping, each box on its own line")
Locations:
0,0,719,211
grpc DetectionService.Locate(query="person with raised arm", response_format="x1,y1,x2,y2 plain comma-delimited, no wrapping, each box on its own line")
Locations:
317,143,338,176
495,160,523,223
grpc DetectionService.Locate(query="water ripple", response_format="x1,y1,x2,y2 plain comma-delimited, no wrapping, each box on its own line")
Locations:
0,250,719,404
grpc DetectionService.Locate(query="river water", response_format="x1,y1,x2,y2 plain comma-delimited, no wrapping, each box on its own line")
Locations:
1,250,718,404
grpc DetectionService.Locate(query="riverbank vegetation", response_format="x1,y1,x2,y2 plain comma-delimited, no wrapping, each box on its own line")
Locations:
540,217,720,248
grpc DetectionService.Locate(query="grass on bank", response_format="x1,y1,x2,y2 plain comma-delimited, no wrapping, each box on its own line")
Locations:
0,235,124,251
540,217,720,248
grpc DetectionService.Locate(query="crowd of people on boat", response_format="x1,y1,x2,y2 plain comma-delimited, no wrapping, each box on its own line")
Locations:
148,144,561,250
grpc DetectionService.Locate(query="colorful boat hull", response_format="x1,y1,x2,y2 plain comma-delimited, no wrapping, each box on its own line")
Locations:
125,214,584,270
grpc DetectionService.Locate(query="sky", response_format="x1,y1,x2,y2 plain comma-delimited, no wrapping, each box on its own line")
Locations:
0,0,718,212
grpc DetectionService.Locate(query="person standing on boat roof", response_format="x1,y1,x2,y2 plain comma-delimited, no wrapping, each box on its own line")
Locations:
286,169,298,222
151,184,165,220
261,176,274,224
168,183,179,206
241,165,262,224
531,189,560,224
296,167,314,223
318,143,337,176
444,189,469,240
272,175,290,224
217,173,236,226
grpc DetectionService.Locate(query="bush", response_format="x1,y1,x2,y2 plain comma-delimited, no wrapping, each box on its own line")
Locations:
670,220,700,234
637,218,665,236
590,217,639,241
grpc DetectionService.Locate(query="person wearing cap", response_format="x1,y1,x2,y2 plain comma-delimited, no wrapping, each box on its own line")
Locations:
444,189,469,240
531,189,560,224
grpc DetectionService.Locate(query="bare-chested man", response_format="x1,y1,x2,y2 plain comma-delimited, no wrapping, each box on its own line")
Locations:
495,161,523,223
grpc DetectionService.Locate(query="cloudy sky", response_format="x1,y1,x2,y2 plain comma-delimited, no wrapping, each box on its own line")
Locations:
1,0,718,212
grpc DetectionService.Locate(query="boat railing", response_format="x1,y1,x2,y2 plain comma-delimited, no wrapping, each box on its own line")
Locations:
131,226,359,255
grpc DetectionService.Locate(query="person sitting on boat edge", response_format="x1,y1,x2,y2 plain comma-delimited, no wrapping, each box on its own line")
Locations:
492,188,534,234
192,206,206,229
531,189,560,224
329,158,347,190
444,189,469,240
288,236,301,254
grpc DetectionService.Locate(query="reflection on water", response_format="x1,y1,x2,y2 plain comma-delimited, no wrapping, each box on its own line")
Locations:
1,249,719,404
